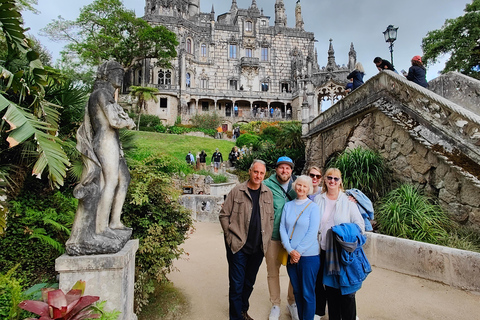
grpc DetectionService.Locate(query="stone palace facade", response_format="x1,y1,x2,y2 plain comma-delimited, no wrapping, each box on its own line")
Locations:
131,0,358,129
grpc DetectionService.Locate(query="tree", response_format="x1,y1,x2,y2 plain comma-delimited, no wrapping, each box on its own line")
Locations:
129,86,159,130
41,0,178,71
0,0,70,189
421,0,480,79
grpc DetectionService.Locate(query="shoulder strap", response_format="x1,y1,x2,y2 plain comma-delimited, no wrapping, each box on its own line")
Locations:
289,201,312,240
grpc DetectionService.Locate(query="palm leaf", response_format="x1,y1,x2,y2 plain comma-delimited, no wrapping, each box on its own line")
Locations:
0,0,29,54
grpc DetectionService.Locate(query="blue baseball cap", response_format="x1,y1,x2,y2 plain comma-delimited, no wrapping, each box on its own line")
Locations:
276,156,294,169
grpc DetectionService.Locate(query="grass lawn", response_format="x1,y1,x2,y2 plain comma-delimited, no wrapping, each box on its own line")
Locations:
131,131,235,165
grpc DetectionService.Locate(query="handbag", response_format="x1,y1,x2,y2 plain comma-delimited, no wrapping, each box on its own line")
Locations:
277,201,312,266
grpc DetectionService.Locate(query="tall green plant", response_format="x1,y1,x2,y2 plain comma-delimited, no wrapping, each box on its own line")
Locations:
191,112,221,130
376,184,452,244
327,147,390,202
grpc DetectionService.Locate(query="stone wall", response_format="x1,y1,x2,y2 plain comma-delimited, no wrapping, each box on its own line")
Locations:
179,195,224,222
304,71,480,229
429,71,480,115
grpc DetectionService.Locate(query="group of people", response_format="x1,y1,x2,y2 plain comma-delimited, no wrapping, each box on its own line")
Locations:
252,106,291,119
344,55,429,94
185,148,224,172
228,145,252,167
220,157,371,320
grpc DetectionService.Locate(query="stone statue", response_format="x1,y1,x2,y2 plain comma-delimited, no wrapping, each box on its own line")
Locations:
66,60,136,256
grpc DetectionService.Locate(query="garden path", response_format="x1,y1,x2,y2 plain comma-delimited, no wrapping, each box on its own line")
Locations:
168,222,480,320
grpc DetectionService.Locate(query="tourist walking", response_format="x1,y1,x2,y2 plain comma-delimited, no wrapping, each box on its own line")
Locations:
198,150,207,170
234,104,239,117
373,57,397,73
402,55,428,88
346,62,365,91
219,160,274,320
212,148,223,173
280,175,320,320
229,147,239,167
186,151,195,165
263,156,299,320
314,168,368,320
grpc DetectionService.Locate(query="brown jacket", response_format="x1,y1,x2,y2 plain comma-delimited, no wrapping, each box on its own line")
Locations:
219,180,274,254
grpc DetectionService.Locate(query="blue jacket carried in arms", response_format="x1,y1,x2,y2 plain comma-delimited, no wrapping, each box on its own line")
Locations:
346,188,374,231
323,223,371,295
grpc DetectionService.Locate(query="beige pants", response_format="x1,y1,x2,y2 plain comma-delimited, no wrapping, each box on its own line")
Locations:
265,240,295,306
199,163,206,170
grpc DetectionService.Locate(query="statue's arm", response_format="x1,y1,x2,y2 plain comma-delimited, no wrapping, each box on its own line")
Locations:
99,94,135,130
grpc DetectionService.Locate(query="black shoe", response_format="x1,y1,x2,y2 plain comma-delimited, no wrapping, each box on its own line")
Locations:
242,311,254,320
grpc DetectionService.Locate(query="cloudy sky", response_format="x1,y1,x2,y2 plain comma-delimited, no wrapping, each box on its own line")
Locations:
23,0,468,81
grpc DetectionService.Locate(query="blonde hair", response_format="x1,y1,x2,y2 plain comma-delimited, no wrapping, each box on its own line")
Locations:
307,165,322,175
321,168,344,193
292,175,314,195
355,62,365,73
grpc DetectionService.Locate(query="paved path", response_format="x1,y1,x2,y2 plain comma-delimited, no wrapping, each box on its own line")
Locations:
168,222,480,320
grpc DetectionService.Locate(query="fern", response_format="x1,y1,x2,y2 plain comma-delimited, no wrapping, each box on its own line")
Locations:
43,218,71,235
29,228,65,253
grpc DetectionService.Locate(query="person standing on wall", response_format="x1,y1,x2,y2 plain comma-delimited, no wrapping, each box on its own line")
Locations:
263,157,299,320
219,160,274,320
212,148,223,173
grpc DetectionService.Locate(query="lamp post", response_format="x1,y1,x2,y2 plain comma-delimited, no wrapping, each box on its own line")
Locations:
383,25,398,65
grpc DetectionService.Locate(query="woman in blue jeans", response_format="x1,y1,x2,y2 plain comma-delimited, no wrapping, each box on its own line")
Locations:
280,175,321,320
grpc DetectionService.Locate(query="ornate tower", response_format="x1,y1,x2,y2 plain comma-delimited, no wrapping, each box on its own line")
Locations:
348,42,357,70
188,0,200,17
295,0,304,30
275,0,287,27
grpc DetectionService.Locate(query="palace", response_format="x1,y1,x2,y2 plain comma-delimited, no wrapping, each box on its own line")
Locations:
132,0,357,130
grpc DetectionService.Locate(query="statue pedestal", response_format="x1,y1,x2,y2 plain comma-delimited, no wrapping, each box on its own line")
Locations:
55,240,139,320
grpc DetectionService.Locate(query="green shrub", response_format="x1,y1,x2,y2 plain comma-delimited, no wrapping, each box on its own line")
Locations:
260,126,281,144
376,184,452,244
128,113,162,130
196,170,228,183
327,147,391,202
154,123,167,133
235,134,261,148
191,113,221,130
0,265,23,320
122,164,193,313
168,126,190,135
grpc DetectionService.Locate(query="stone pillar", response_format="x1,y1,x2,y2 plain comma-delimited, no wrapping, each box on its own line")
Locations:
56,240,139,320
301,101,309,135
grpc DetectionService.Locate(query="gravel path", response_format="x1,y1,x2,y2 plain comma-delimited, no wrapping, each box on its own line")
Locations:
168,222,480,320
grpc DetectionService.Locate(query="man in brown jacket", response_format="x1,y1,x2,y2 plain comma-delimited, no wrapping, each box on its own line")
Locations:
219,160,274,320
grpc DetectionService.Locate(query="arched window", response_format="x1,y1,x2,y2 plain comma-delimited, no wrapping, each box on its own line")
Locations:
201,44,207,57
245,21,253,32
186,73,191,88
186,38,192,54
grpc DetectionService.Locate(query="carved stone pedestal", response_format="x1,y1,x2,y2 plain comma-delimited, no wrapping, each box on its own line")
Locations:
55,240,139,320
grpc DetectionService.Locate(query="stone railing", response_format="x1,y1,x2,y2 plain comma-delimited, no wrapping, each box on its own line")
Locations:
240,57,260,68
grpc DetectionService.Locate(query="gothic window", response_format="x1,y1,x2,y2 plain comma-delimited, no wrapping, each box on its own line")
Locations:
186,73,191,88
245,48,252,58
261,47,269,61
245,21,253,32
229,80,238,90
201,43,207,57
158,70,171,85
281,82,289,93
229,44,237,59
261,82,269,92
186,38,192,54
261,20,267,27
200,79,208,89
160,98,167,108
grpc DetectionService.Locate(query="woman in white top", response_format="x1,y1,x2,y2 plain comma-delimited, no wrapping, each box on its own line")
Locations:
314,168,364,320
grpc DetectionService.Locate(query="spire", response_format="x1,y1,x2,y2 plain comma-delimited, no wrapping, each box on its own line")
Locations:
231,0,238,11
251,0,258,8
295,0,304,30
348,42,357,70
275,0,287,27
326,39,337,70
210,4,215,21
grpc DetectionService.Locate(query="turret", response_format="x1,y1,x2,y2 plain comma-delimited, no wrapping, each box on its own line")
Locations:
295,0,304,30
348,42,357,70
188,0,200,18
275,0,287,27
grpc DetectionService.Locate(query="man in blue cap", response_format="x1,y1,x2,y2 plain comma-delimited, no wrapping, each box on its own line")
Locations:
263,156,298,320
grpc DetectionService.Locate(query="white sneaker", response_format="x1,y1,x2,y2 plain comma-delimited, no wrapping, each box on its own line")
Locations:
314,315,321,320
269,305,280,320
287,303,299,320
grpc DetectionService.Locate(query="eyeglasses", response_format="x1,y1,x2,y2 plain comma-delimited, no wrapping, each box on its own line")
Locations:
326,176,340,182
309,173,321,179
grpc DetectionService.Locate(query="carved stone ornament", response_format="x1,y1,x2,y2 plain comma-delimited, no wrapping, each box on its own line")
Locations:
66,60,136,256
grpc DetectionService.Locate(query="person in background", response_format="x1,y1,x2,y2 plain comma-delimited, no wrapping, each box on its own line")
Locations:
402,55,428,88
229,147,239,167
344,79,353,94
186,151,195,165
219,160,274,320
373,57,396,73
314,168,365,320
346,62,365,91
263,156,299,320
212,148,223,173
199,150,207,170
307,166,323,201
280,175,320,320
270,107,274,118
234,104,239,117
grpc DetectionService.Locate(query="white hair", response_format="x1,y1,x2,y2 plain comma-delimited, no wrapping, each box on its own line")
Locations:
292,175,314,195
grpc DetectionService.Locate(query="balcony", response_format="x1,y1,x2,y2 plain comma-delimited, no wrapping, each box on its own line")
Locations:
240,57,260,68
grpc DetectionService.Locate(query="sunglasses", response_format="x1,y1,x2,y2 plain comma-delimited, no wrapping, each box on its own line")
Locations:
326,176,340,182
309,173,321,179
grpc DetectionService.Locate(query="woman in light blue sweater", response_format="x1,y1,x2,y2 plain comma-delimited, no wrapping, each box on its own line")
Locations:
280,175,320,320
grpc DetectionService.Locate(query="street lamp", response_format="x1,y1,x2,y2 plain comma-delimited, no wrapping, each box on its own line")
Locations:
383,25,398,65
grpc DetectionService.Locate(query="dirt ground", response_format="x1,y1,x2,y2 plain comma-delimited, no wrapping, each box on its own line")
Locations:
168,222,480,320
